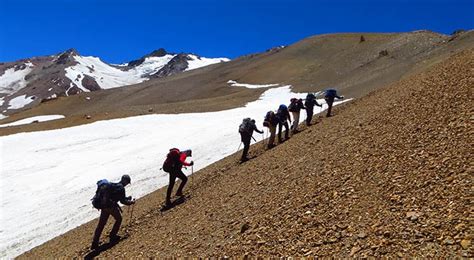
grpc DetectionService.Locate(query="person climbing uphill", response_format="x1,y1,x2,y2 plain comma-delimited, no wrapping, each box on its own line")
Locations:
239,118,263,162
304,93,322,126
263,110,279,149
162,148,193,206
288,98,306,133
91,174,135,250
276,104,291,143
324,88,344,117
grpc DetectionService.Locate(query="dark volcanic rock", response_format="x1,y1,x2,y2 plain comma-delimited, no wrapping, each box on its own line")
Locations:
81,75,101,91
151,53,190,78
128,48,169,67
56,49,78,65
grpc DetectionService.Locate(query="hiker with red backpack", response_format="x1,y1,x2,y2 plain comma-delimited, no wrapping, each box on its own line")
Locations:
91,175,135,250
239,118,263,162
304,93,322,126
276,104,291,143
324,88,344,117
288,98,306,133
162,148,193,206
263,111,279,149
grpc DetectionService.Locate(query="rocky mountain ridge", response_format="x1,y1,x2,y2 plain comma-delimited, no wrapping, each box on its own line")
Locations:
0,48,229,118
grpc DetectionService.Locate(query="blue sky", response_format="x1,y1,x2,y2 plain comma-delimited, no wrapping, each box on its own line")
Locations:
0,0,472,63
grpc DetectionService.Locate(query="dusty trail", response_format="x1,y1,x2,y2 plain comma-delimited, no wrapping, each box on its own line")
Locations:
21,49,473,258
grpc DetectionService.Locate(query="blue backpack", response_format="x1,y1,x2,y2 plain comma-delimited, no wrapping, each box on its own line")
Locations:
91,179,112,210
325,89,337,98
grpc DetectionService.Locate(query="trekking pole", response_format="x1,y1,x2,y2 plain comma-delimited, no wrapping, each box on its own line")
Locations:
237,142,242,152
128,203,135,226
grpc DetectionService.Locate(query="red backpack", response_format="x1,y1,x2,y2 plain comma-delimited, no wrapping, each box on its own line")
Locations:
162,148,180,173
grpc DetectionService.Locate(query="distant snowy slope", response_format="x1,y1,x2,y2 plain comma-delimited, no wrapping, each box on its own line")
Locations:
65,53,229,91
0,49,229,116
0,62,34,94
186,55,230,71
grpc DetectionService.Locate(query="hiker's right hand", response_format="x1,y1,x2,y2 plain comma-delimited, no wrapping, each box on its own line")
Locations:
190,161,194,166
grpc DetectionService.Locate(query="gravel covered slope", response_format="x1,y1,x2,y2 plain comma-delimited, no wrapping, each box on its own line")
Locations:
21,49,473,258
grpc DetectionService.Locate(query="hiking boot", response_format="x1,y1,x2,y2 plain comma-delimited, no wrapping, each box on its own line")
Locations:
240,157,249,163
109,235,121,243
175,191,184,197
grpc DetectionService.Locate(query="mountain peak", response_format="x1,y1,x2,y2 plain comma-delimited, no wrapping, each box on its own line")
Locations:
146,48,168,58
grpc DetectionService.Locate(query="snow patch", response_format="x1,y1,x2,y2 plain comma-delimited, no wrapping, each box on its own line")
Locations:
227,80,279,89
0,115,65,128
7,95,35,109
0,85,348,258
0,114,7,120
0,62,34,94
185,55,229,71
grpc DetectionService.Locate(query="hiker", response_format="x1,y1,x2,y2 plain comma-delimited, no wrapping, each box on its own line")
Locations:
263,110,279,149
239,118,263,162
324,88,344,117
304,93,322,126
91,175,135,250
276,104,291,143
162,148,193,206
288,98,305,133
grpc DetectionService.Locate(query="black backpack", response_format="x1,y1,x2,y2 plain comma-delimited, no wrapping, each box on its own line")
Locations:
288,98,298,112
263,111,278,127
239,118,253,134
91,179,112,210
162,148,181,173
305,93,316,107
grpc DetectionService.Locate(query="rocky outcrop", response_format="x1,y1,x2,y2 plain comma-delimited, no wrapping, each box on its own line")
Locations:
128,48,170,67
81,75,101,91
151,53,190,78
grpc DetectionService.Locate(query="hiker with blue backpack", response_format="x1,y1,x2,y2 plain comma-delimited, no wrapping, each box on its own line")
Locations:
304,93,322,126
276,104,291,143
162,148,193,207
324,88,344,117
239,118,263,162
91,174,135,250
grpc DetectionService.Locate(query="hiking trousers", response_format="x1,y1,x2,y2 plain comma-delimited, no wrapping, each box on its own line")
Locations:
325,97,335,117
92,206,122,246
291,111,300,132
306,108,314,125
166,168,188,203
278,121,290,142
240,132,252,160
267,124,276,148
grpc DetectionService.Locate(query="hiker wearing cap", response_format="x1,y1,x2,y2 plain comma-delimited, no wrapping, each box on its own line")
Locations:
276,104,291,143
162,149,193,206
288,98,306,133
238,118,264,162
91,174,135,250
324,88,344,117
304,93,322,126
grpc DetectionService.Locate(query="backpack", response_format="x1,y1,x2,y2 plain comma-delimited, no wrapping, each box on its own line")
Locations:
239,118,253,134
325,89,337,98
288,98,298,112
91,179,111,210
162,148,181,173
263,111,277,127
306,93,316,101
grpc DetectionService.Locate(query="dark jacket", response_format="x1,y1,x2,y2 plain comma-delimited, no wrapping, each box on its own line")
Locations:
304,99,322,110
108,183,133,206
277,108,291,123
